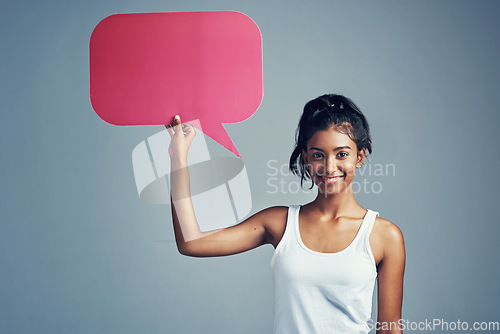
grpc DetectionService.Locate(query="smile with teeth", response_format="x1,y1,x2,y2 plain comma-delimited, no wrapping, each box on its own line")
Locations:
319,175,344,184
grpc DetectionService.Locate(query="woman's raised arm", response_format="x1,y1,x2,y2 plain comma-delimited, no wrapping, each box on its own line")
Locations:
167,115,285,257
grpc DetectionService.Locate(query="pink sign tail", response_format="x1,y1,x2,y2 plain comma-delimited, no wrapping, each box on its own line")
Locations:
194,121,241,158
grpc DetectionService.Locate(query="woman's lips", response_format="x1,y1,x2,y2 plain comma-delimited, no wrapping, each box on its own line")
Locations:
320,175,343,184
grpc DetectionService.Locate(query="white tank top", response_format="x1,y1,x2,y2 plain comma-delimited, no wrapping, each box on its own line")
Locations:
271,205,379,334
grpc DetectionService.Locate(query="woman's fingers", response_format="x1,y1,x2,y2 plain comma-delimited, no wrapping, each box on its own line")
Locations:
165,115,196,140
165,124,175,136
182,123,196,137
165,115,181,136
172,115,184,133
165,114,197,158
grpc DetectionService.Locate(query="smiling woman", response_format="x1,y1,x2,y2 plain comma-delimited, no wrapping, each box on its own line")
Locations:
302,129,363,195
290,94,372,192
166,94,405,334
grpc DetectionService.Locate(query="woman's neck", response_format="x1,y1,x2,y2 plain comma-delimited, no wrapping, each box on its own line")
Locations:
308,189,364,219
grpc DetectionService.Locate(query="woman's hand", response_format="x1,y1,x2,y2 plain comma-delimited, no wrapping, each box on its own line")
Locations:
165,115,196,160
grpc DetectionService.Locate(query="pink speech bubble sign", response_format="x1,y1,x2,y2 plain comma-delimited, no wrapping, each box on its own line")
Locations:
89,11,263,157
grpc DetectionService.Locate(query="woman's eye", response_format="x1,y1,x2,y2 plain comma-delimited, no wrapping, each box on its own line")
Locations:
312,152,324,158
337,152,348,158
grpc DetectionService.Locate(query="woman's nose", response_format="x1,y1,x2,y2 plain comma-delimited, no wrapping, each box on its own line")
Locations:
324,156,337,175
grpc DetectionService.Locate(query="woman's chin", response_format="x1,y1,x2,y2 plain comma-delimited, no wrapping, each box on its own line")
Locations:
316,179,352,196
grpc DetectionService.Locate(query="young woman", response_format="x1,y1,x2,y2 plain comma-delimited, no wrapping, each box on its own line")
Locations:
166,94,405,334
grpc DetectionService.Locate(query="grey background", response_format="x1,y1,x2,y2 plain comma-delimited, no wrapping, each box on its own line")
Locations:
1,0,500,333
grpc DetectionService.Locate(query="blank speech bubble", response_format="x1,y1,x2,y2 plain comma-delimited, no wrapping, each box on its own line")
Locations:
89,11,263,157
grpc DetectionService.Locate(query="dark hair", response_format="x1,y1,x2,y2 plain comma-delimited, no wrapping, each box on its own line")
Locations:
289,94,372,189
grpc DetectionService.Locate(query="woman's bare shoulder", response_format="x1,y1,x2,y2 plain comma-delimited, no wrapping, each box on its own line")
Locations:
370,216,405,264
253,206,289,247
372,216,404,242
259,205,289,215
256,206,289,227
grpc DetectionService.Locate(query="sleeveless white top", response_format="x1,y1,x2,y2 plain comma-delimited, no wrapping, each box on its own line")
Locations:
271,205,379,334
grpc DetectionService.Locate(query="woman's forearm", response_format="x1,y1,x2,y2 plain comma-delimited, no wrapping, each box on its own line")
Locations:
166,116,222,255
170,155,221,254
170,156,200,249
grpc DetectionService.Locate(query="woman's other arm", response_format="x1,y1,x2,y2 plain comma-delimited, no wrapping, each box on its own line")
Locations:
375,218,406,334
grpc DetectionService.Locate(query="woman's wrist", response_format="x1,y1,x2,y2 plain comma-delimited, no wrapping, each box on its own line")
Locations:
170,154,189,169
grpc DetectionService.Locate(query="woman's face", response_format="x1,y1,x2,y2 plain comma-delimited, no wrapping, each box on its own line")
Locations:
302,126,365,196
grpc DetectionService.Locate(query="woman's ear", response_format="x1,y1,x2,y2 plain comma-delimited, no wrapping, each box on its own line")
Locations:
356,148,366,168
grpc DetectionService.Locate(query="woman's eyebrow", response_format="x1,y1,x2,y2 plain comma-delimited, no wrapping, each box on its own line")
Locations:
334,146,352,151
310,146,351,151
